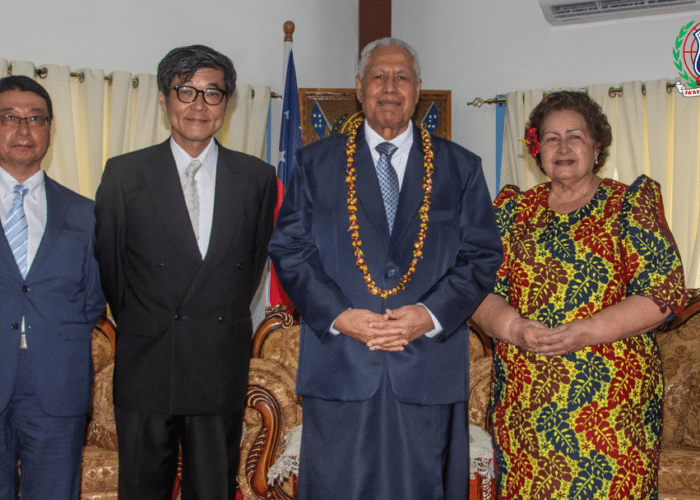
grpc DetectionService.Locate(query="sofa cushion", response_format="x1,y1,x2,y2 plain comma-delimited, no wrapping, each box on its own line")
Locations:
80,445,118,494
657,313,700,447
85,362,118,451
468,356,493,430
659,443,700,496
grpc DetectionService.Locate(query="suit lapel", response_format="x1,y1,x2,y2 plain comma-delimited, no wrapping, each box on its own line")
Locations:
143,141,202,274
354,125,391,245
181,145,244,306
389,124,425,252
28,174,68,280
0,204,20,276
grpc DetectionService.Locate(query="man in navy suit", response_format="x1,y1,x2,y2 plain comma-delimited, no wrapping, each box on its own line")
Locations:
0,76,105,499
269,38,503,499
95,45,276,499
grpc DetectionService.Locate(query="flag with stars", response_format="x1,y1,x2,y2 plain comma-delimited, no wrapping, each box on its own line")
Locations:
277,50,302,187
422,102,439,134
311,101,328,140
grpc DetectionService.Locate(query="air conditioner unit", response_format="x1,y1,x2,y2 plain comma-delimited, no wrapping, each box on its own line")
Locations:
539,0,700,25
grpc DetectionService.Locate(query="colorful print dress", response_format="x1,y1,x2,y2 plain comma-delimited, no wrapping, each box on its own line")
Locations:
491,175,685,500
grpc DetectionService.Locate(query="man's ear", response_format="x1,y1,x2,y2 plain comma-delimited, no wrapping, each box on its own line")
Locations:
158,90,168,114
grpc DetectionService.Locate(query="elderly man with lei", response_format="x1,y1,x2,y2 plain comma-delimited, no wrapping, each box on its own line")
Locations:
472,90,685,500
269,37,502,500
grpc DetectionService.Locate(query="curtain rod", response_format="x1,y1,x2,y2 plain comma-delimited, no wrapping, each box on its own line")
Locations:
5,64,281,98
467,82,676,108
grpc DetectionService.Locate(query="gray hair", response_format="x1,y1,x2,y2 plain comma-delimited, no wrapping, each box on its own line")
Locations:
357,38,421,82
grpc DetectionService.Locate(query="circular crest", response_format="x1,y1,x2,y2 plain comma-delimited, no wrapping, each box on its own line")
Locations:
676,20,700,88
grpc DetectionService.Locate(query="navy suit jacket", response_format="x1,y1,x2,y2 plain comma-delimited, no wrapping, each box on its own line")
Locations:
0,173,105,417
269,123,502,405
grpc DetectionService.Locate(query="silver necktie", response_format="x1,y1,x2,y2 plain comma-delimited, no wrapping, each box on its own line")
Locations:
183,159,202,239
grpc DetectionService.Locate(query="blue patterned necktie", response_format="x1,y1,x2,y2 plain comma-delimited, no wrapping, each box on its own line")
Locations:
375,142,400,233
5,184,29,278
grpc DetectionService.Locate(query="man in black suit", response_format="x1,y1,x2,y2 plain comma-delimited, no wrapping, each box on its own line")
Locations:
95,45,277,499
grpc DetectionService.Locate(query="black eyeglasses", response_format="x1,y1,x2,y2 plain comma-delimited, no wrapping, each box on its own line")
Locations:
0,115,51,129
170,86,227,105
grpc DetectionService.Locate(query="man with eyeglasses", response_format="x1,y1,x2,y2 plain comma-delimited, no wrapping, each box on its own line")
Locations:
95,45,277,499
0,75,105,499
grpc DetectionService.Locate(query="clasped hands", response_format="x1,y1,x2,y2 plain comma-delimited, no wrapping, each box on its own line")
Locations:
333,306,434,352
508,317,591,356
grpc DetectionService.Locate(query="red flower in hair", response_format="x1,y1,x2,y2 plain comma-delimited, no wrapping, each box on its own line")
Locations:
520,126,540,157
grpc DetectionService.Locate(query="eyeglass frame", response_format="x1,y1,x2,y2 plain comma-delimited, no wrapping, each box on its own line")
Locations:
0,115,51,128
169,85,227,106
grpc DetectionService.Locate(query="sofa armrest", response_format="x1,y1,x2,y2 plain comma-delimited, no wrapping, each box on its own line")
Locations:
239,304,301,500
469,356,493,432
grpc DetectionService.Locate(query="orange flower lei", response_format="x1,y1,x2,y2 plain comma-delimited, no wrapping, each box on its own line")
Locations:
345,120,435,298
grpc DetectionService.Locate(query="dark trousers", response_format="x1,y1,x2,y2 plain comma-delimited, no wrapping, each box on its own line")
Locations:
115,406,243,500
0,350,85,500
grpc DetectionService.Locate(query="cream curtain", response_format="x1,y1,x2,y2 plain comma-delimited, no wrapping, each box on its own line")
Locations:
1,59,272,199
501,80,700,287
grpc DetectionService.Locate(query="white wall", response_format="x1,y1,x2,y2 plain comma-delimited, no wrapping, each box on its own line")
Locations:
393,1,700,196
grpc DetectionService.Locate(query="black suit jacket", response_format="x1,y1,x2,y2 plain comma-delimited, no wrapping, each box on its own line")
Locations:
95,139,277,415
269,123,503,405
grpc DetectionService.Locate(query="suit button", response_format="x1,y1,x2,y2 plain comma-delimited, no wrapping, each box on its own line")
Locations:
387,269,396,277
237,263,245,269
218,316,226,323
157,260,164,268
175,314,182,321
22,285,28,292
11,323,19,330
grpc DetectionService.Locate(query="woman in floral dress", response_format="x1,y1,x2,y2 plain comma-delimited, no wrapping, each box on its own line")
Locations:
472,91,685,499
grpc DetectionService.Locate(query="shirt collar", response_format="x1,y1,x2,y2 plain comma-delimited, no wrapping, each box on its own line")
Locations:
364,121,414,153
0,166,45,201
169,137,217,178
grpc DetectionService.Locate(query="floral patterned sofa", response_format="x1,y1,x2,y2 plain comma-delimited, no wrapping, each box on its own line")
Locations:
80,314,119,499
468,289,700,500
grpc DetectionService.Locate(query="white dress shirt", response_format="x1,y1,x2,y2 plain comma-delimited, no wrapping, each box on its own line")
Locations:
0,167,47,272
170,137,217,258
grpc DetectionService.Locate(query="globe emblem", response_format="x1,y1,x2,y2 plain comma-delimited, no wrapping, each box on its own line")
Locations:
682,22,700,87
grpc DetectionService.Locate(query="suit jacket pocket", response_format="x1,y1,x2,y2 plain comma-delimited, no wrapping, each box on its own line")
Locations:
116,311,159,337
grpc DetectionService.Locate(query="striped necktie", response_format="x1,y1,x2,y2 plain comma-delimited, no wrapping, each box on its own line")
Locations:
5,185,29,278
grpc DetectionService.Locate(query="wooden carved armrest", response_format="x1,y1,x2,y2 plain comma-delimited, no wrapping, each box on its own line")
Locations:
239,358,301,500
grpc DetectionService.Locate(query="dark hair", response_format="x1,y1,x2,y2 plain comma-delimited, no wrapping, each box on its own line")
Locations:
0,75,53,120
157,45,236,101
527,90,612,174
